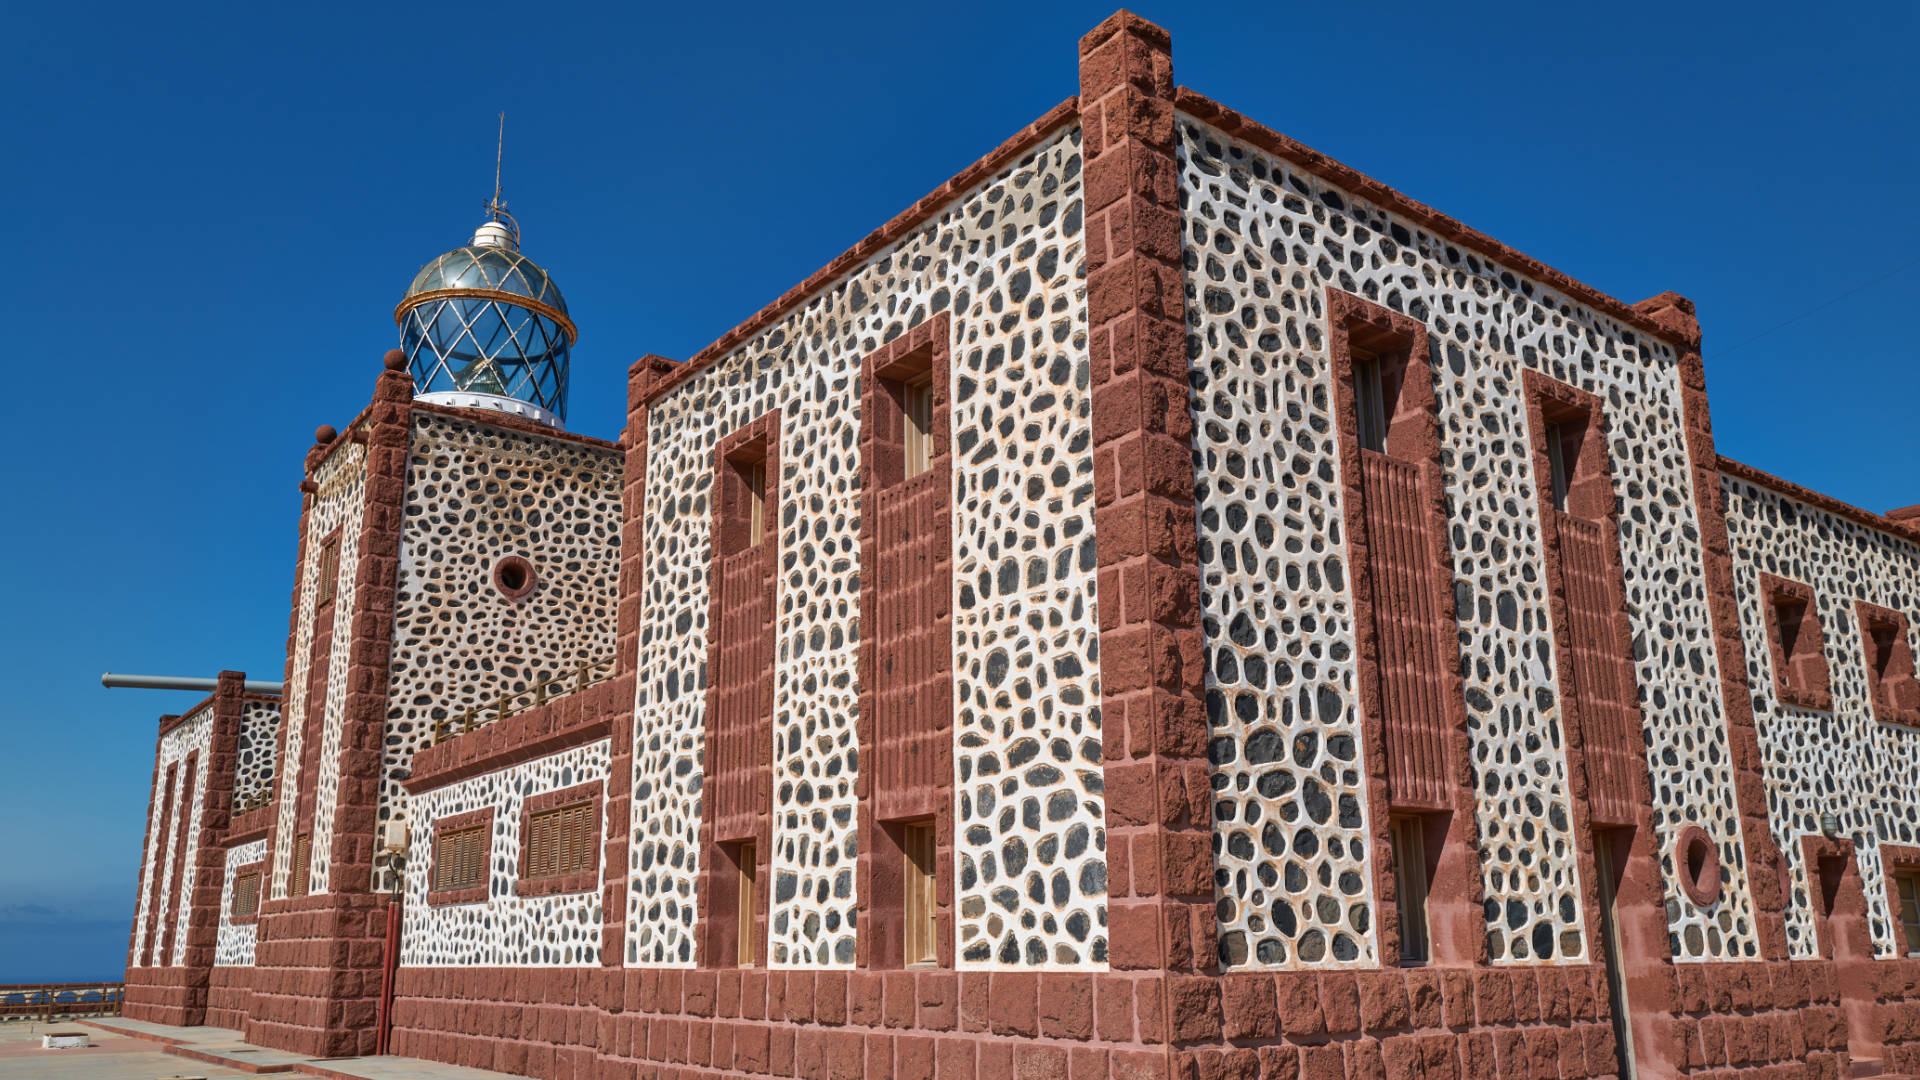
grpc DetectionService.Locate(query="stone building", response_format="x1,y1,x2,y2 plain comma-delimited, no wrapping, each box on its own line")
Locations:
117,11,1920,1080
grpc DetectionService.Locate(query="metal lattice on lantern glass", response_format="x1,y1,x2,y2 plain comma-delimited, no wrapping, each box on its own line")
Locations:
396,223,576,429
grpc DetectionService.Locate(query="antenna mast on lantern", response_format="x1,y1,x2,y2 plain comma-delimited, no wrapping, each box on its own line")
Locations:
490,112,506,219
482,112,518,244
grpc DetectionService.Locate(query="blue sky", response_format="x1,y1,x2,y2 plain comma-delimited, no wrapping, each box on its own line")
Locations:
0,0,1913,981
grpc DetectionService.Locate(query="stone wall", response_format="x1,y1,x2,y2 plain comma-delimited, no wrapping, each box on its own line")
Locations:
272,438,366,899
401,739,611,966
380,410,622,835
1177,113,1758,969
625,118,1106,974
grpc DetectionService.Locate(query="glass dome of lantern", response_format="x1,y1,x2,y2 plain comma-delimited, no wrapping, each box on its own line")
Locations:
395,203,576,429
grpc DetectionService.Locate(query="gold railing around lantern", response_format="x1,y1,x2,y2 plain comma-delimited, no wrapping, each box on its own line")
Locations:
426,657,618,748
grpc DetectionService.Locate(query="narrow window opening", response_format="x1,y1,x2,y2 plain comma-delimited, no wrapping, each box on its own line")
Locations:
1390,816,1430,964
733,841,758,967
1353,348,1388,453
903,372,935,480
1544,423,1571,512
1776,595,1808,663
1870,623,1899,682
902,819,938,965
315,537,341,607
1861,607,1920,723
233,871,260,919
1897,872,1920,958
745,461,767,546
290,833,311,897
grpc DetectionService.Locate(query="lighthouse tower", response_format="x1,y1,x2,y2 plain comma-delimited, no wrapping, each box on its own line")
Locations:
394,204,575,429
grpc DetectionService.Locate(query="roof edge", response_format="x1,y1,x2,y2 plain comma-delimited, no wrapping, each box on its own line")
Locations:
639,97,1081,406
1719,455,1920,548
1172,87,1700,355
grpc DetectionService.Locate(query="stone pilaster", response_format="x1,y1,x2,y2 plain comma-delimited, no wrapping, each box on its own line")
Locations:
1079,8,1221,1055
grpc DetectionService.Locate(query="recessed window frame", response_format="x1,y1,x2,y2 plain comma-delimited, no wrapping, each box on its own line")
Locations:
515,781,603,898
732,840,758,968
427,808,493,906
716,428,778,557
1895,871,1920,958
314,534,341,608
1352,348,1390,454
901,818,939,967
289,833,312,898
1857,601,1920,727
1389,815,1432,965
857,317,956,971
1760,573,1833,712
230,862,263,925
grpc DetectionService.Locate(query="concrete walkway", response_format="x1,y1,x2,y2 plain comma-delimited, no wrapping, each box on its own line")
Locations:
87,1018,315,1073
0,1018,249,1078
64,1017,526,1080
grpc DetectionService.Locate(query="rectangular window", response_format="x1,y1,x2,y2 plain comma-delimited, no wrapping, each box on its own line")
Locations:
525,800,595,880
735,841,758,967
745,461,767,546
1353,349,1388,453
232,871,260,919
315,536,341,607
1390,817,1430,964
1544,423,1571,512
433,824,488,892
1860,604,1920,726
903,372,935,480
1764,575,1832,711
903,819,938,966
1776,595,1810,660
290,834,311,897
1897,872,1920,958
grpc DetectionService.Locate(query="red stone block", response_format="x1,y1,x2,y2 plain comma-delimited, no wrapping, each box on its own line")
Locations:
850,971,885,1028
1258,1045,1301,1080
1039,974,1095,1040
818,971,849,1026
918,971,957,1031
1319,972,1360,1035
1016,1044,1070,1080
1473,970,1513,1025
1345,1038,1387,1080
1096,974,1137,1042
1300,1044,1344,1080
1277,973,1325,1037
1358,971,1410,1033
990,972,1040,1037
980,1039,1015,1080
935,1036,976,1080
826,1029,864,1080
1219,973,1278,1041
1522,1027,1559,1080
1491,1029,1529,1080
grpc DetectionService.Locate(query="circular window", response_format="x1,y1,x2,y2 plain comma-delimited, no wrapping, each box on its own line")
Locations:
492,555,537,599
1675,825,1722,906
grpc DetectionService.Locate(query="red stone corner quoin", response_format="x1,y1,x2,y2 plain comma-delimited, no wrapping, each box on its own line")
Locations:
109,10,1920,1080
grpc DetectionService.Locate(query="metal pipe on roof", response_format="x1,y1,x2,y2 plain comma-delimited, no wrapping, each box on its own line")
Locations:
100,673,284,695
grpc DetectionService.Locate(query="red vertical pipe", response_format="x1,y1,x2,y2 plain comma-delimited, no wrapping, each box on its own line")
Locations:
374,898,401,1055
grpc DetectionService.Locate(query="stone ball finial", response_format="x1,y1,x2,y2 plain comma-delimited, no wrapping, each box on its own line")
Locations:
314,425,338,445
383,349,408,372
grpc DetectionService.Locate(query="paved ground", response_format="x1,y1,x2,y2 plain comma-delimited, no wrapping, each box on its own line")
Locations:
296,1057,533,1080
0,1019,248,1077
0,1017,525,1080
